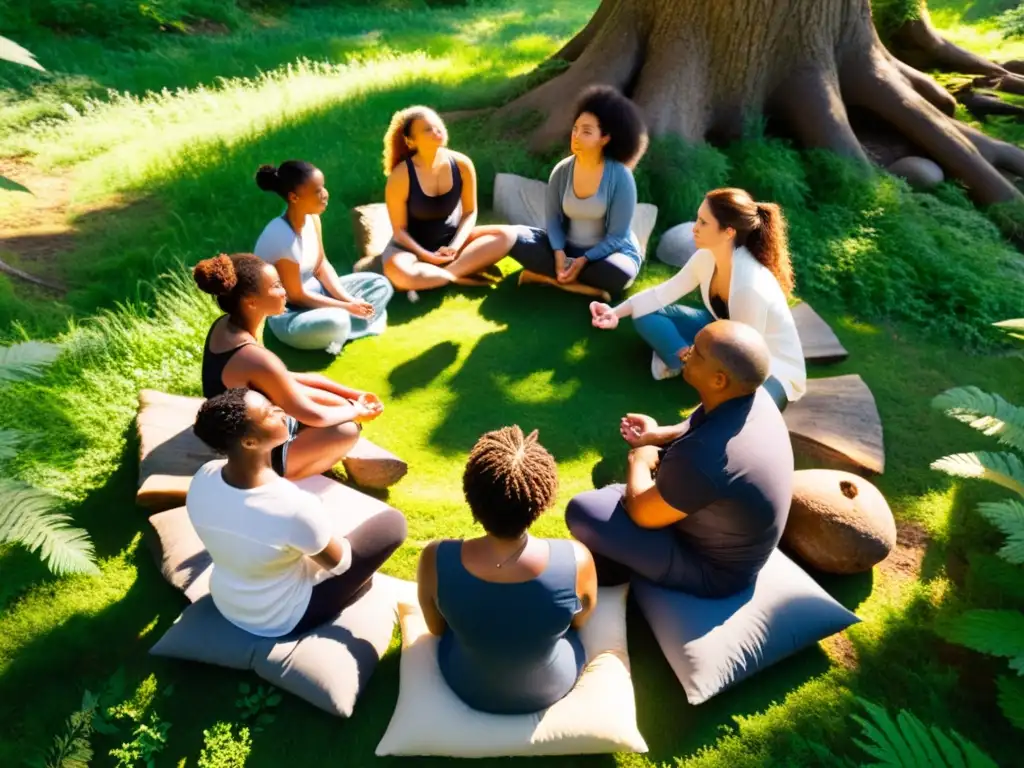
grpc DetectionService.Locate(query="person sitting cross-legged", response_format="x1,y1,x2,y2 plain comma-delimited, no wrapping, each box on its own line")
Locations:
188,388,407,638
565,320,794,598
417,426,598,714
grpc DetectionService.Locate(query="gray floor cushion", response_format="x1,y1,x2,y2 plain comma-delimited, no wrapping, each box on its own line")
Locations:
150,575,399,718
632,548,859,705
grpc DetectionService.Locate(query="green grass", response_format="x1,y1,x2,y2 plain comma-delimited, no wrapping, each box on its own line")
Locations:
2,0,1024,766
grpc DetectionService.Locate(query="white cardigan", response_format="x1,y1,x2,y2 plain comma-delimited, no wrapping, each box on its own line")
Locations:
619,247,806,402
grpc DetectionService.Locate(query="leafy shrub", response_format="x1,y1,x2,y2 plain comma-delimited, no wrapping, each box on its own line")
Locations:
930,322,1024,731
871,0,924,42
197,723,251,768
0,0,246,38
633,136,730,234
998,3,1024,39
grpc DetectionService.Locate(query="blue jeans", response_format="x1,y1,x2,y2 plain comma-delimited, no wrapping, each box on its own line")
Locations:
632,305,789,411
267,273,393,351
632,304,714,374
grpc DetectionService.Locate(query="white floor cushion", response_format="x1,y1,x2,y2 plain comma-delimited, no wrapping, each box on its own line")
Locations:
376,579,648,757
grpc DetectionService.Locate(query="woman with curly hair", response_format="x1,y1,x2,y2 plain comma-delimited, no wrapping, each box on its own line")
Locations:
589,188,805,409
254,159,393,354
509,85,648,302
417,426,598,714
194,253,396,485
380,106,516,292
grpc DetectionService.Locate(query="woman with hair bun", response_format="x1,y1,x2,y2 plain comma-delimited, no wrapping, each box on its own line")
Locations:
254,160,393,354
589,188,805,410
379,106,517,292
193,252,398,485
508,85,648,302
416,426,598,714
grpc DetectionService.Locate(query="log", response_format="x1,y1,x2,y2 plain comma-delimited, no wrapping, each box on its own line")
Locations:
791,302,848,365
783,375,884,475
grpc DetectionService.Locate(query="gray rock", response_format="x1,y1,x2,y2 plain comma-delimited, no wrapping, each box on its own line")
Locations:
888,156,944,190
656,221,698,268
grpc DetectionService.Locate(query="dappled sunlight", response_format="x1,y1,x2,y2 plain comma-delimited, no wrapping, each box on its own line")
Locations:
496,368,581,404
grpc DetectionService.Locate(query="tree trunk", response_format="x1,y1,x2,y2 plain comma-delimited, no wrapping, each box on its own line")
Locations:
496,0,1024,205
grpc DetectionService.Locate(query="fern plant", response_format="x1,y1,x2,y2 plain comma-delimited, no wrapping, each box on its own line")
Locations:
0,341,98,575
930,319,1024,731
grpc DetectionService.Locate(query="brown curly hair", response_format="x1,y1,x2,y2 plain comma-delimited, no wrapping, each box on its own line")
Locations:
705,188,794,297
193,253,266,315
382,105,447,176
462,426,558,539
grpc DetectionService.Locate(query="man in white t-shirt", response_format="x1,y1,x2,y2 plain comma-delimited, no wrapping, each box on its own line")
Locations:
187,388,407,638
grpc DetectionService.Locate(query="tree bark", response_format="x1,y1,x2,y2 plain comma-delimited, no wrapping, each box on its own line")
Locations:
496,0,1024,204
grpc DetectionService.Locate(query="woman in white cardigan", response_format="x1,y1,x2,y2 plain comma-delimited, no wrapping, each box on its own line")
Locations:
589,188,805,409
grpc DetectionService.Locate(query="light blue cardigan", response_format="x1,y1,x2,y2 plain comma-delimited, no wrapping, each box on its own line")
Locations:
545,156,642,266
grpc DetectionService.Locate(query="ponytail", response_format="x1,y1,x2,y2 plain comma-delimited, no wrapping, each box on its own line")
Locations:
254,160,316,201
748,202,794,297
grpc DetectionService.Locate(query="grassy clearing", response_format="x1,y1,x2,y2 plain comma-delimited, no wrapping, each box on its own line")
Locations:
1,0,1023,766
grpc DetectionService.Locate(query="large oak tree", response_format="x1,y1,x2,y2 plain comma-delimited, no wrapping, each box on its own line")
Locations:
497,0,1024,205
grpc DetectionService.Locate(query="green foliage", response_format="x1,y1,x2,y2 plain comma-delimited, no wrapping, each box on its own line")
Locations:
234,683,281,733
872,0,924,41
35,702,95,768
932,369,1024,731
850,696,998,767
109,714,171,768
0,339,97,575
634,136,730,232
0,479,99,575
997,675,1024,729
940,609,1024,669
1,0,247,39
976,499,1024,563
197,722,252,768
997,3,1024,38
932,386,1024,452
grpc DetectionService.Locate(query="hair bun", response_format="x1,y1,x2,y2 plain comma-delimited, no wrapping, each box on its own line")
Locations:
193,254,238,296
255,164,280,193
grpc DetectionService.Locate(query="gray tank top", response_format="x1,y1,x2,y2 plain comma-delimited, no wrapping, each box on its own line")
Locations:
563,174,608,249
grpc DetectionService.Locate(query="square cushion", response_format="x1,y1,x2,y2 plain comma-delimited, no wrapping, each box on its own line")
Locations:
492,172,659,256
136,389,217,493
375,579,648,757
350,203,393,274
147,474,398,603
150,575,399,718
632,548,859,705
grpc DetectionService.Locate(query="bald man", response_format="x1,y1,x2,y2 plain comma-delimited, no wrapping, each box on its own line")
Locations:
566,320,794,598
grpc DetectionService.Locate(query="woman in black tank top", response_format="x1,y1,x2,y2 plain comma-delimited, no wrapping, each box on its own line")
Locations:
192,253,405,488
380,106,518,293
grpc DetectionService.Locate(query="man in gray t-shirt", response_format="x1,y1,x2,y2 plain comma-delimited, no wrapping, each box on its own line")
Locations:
566,320,794,598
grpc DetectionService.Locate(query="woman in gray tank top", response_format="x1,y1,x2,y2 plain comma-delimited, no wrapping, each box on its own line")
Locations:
417,427,598,714
509,85,647,302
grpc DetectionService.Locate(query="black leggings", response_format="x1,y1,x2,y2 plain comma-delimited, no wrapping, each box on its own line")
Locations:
509,226,638,295
292,508,407,634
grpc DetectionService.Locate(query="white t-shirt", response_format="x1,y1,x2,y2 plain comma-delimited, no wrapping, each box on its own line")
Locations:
254,214,321,291
186,460,339,637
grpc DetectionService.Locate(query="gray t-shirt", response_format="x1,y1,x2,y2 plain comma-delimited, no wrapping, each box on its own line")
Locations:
656,389,794,592
562,177,607,249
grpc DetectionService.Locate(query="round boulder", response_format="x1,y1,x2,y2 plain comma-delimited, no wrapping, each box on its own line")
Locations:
783,469,896,574
888,156,944,191
656,221,698,268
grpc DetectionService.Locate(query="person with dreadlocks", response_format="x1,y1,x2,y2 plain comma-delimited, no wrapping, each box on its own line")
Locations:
416,426,598,714
186,388,407,638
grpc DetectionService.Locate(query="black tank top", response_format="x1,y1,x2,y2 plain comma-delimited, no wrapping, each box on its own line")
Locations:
405,154,462,251
201,317,254,398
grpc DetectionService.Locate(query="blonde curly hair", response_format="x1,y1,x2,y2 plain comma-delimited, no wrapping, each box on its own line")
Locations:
382,105,447,176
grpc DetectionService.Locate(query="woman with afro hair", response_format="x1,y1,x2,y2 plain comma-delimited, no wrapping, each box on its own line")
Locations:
509,85,648,302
